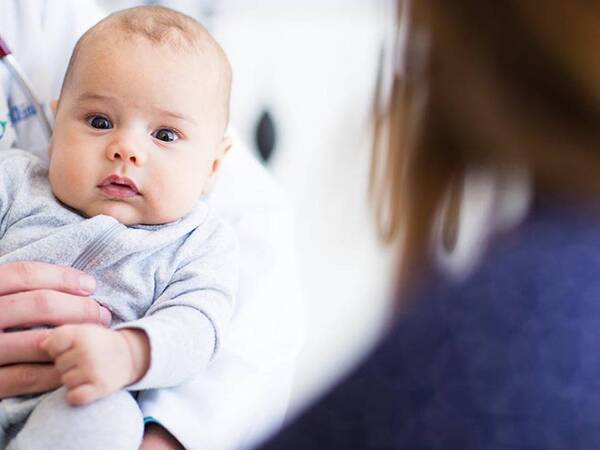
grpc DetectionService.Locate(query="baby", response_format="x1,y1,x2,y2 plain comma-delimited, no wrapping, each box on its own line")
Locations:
0,6,236,450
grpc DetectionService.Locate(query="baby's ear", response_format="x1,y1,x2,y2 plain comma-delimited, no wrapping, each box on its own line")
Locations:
47,100,59,158
202,136,233,194
211,136,232,174
50,99,59,116
220,136,232,156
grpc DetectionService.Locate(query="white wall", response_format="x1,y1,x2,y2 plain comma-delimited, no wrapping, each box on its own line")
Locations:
215,0,395,414
99,0,396,416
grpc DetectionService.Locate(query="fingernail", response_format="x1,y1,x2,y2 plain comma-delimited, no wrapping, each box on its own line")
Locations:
99,307,112,326
79,275,96,293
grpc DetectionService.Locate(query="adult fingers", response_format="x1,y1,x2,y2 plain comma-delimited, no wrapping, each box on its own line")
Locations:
0,329,52,365
0,261,96,296
0,290,111,330
0,363,61,398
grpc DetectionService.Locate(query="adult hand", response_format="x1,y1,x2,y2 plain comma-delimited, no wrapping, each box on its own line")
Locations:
0,261,111,398
140,423,184,450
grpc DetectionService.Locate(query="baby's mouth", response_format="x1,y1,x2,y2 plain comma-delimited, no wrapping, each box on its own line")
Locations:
98,175,140,198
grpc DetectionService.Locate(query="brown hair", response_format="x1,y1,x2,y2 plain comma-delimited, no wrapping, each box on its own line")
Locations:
372,0,600,287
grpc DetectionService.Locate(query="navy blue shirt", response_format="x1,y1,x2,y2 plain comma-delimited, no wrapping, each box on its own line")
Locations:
262,201,600,449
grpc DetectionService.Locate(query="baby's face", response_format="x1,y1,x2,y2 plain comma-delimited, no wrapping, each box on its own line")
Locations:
49,36,229,225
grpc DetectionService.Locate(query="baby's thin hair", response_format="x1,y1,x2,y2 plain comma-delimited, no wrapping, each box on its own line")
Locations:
105,5,208,51
60,5,232,121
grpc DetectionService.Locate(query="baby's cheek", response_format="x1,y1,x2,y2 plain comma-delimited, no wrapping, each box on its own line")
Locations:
145,181,199,223
64,170,90,206
49,161,77,205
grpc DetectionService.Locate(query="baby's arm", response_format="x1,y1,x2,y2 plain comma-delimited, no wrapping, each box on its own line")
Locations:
41,325,150,405
120,221,238,391
42,219,237,405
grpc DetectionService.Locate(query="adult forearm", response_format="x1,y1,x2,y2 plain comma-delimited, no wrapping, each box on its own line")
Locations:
140,423,184,450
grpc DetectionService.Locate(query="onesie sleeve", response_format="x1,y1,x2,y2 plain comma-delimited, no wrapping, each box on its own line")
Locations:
0,149,37,233
115,220,239,391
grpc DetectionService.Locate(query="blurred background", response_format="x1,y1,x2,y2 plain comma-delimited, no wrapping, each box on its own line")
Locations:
101,0,395,416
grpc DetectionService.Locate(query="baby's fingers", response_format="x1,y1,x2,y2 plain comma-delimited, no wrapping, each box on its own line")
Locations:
66,383,101,406
61,368,88,389
41,325,76,358
55,350,81,373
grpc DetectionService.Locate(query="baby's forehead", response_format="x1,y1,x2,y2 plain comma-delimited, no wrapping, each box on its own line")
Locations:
66,6,231,82
71,31,205,86
61,8,231,128
79,24,227,77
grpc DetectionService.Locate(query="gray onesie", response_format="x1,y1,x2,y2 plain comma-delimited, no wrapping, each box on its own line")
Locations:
0,150,238,450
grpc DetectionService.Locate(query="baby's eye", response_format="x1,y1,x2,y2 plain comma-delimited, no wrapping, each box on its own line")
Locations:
87,115,113,130
152,128,179,143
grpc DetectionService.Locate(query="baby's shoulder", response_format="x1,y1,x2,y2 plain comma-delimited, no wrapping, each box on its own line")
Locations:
0,148,47,189
174,206,239,268
0,148,43,170
190,210,238,252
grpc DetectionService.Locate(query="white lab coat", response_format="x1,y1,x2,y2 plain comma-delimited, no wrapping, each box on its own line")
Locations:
0,1,304,448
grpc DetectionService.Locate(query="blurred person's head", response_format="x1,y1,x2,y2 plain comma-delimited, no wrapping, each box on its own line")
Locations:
372,0,600,289
49,5,232,225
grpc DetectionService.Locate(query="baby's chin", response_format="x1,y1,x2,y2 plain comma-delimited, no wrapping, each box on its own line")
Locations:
80,201,150,226
51,188,173,225
82,201,188,226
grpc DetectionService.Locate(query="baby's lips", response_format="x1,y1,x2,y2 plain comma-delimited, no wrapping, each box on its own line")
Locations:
98,174,140,194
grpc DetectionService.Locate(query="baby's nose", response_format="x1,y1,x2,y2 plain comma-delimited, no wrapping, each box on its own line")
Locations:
111,149,138,163
106,143,146,165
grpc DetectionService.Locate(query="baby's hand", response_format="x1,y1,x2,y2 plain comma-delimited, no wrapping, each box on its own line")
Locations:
41,324,148,405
